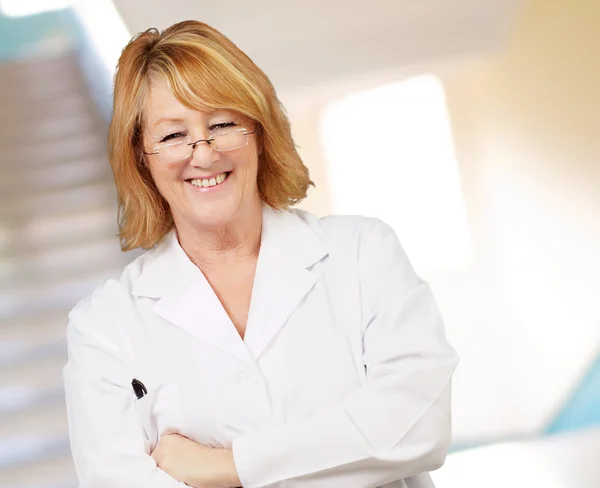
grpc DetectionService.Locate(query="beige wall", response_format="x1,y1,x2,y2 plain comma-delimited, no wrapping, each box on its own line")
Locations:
292,0,600,442
439,0,600,439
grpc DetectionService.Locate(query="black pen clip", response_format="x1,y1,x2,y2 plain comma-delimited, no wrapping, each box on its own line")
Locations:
131,378,147,400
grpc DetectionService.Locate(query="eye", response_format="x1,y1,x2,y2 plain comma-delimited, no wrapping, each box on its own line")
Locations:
210,122,236,131
160,131,187,143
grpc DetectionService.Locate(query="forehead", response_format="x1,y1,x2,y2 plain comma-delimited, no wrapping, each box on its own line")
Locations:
142,78,243,132
143,78,204,128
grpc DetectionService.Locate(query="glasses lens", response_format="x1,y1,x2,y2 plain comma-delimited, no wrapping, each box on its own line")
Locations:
213,130,248,152
157,141,191,163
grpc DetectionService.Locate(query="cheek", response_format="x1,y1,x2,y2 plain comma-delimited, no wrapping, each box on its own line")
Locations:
237,148,260,176
238,157,259,186
148,164,180,196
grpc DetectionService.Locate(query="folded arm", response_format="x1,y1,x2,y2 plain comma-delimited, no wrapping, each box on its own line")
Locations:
63,286,186,488
232,220,459,487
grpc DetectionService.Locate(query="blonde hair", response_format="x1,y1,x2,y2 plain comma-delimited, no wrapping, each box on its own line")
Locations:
108,20,312,251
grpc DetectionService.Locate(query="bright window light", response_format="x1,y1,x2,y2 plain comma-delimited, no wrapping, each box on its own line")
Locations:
0,0,71,17
320,75,472,277
71,0,131,79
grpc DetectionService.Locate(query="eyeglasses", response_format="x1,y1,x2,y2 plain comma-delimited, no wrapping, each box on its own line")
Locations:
143,127,257,164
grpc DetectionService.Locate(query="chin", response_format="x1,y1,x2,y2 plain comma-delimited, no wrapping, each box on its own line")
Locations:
187,199,243,229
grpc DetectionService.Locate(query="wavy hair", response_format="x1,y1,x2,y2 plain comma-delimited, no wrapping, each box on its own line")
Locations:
108,20,312,251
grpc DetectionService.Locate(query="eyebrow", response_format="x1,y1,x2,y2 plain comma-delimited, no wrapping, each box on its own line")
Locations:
147,110,241,134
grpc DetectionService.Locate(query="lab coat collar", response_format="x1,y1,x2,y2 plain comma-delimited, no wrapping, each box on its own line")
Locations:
132,205,327,365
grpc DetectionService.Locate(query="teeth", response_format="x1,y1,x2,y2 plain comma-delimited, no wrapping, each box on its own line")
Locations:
190,172,228,188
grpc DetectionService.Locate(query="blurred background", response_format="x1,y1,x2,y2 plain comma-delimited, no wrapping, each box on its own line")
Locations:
0,0,598,487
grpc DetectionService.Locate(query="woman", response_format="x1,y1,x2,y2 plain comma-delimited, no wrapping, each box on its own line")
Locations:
63,20,458,488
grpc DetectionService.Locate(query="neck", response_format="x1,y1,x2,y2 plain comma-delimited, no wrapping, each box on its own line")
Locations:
175,200,262,269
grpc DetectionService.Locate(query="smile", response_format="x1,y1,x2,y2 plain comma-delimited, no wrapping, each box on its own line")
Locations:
188,172,230,188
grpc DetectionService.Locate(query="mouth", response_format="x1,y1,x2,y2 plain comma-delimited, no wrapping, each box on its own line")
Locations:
186,171,231,190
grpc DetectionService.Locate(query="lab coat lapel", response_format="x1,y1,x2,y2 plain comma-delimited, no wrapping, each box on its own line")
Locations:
132,231,254,366
244,206,328,360
131,207,328,365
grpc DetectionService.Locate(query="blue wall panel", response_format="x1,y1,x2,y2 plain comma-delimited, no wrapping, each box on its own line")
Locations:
547,353,600,434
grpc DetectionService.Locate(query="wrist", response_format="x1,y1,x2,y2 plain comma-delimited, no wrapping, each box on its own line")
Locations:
196,448,239,488
217,448,241,487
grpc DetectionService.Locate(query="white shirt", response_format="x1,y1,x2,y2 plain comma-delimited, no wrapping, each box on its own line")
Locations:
63,205,458,488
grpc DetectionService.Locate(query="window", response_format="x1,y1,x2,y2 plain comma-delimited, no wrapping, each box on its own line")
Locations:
320,75,472,276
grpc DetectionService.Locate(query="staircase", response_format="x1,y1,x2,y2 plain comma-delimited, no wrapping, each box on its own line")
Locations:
0,53,134,488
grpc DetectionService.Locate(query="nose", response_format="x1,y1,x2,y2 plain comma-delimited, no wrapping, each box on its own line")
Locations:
189,139,219,168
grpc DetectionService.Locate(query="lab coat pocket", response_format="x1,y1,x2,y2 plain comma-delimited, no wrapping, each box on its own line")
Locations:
132,382,184,451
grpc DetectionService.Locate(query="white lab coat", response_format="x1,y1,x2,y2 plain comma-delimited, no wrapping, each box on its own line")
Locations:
63,205,458,488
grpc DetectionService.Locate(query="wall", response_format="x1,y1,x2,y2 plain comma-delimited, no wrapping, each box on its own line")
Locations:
0,9,75,60
440,0,600,440
287,0,600,442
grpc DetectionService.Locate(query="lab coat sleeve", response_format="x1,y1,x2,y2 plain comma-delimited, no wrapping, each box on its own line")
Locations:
232,219,459,487
63,284,185,488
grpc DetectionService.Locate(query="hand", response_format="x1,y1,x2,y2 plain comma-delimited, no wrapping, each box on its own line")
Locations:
151,433,241,487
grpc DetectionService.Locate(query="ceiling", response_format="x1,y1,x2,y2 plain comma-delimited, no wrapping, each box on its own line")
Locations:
110,0,524,96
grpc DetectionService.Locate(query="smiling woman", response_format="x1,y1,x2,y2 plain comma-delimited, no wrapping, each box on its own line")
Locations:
63,20,458,488
109,23,311,250
140,78,263,233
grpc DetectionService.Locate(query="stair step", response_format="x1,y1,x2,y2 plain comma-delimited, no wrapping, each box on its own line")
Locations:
0,308,69,327
0,58,81,83
0,311,68,344
0,54,79,79
1,206,121,256
0,385,65,418
0,434,71,471
0,337,65,369
0,453,75,488
0,353,66,392
0,267,124,321
0,157,111,195
0,394,67,437
0,76,88,107
0,132,106,168
1,238,131,288
0,114,102,146
0,60,87,107
1,233,124,267
0,181,117,222
0,92,98,125
0,312,70,371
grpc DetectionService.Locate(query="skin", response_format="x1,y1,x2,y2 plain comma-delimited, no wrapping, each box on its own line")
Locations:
151,434,239,487
143,77,263,258
142,77,263,487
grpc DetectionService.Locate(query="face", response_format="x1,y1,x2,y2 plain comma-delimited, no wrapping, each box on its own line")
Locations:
142,78,261,231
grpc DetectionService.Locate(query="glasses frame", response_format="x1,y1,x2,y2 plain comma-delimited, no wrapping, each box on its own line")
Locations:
143,127,257,164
